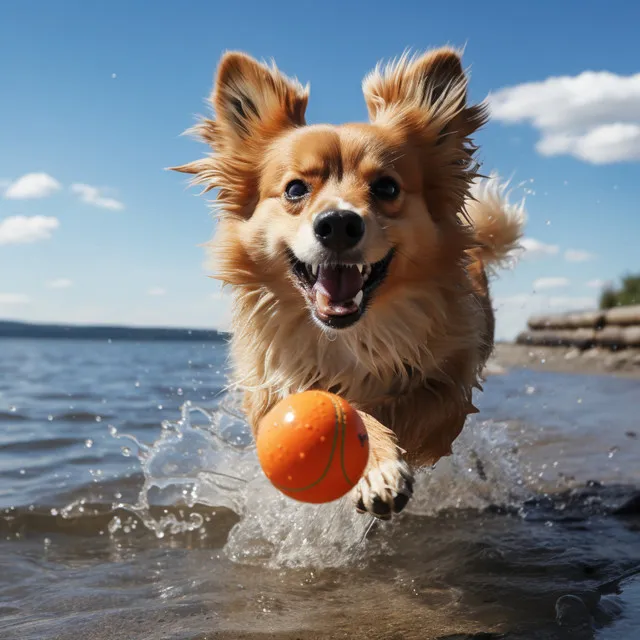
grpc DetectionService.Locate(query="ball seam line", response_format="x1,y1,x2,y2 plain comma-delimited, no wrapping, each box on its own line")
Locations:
334,397,355,488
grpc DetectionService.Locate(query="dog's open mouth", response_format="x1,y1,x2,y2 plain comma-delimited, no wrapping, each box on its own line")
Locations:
289,250,394,329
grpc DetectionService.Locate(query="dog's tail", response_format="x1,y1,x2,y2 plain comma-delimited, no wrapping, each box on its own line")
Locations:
465,175,525,269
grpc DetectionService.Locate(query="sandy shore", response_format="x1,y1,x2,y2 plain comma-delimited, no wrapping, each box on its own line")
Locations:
487,342,640,379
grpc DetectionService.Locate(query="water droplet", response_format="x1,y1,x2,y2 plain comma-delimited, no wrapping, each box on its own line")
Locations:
134,381,141,388
85,439,93,448
121,446,132,457
157,404,163,410
19,469,25,475
47,415,54,421
108,516,122,534
50,508,58,516
44,537,51,546
177,388,184,396
9,406,17,413
108,425,118,437
95,416,102,423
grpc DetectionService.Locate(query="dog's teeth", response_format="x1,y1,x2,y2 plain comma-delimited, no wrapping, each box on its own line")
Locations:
354,290,363,306
356,264,364,273
310,264,318,277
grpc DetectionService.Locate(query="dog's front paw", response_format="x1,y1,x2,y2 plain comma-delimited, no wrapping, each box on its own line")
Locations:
353,458,414,520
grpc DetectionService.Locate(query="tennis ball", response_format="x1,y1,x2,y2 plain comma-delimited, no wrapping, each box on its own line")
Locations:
256,390,369,503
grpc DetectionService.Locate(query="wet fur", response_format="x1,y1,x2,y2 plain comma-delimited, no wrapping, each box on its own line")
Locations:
173,48,524,518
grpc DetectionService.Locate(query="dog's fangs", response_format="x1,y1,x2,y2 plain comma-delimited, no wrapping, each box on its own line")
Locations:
172,47,524,520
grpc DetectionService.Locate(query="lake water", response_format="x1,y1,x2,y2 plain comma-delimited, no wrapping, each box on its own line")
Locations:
1,338,639,639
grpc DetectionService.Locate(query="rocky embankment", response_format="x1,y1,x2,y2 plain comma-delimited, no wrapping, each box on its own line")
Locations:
487,305,640,378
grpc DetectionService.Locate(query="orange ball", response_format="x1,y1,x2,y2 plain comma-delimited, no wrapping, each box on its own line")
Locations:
256,390,369,504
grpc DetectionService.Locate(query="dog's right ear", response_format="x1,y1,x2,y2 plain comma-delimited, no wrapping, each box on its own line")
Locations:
211,52,309,142
171,53,309,217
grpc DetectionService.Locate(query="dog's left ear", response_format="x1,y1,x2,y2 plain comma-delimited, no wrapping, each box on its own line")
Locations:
363,47,486,137
172,53,309,217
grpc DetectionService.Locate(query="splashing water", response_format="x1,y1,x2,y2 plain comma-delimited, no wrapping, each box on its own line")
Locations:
109,390,528,568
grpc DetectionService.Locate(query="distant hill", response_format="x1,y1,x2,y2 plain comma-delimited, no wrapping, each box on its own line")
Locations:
0,320,228,342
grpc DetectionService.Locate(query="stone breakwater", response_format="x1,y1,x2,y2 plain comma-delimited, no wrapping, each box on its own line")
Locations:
484,306,640,378
516,305,640,350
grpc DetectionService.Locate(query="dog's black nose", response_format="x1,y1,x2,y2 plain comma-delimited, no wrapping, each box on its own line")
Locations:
313,210,365,252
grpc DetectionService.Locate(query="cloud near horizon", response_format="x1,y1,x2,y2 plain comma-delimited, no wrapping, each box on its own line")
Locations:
494,293,598,340
0,293,31,305
533,277,570,291
564,248,596,262
47,278,73,289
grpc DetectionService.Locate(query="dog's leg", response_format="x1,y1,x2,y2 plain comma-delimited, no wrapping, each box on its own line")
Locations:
352,411,414,520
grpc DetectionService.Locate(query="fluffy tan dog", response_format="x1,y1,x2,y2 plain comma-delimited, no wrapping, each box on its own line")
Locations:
174,47,523,519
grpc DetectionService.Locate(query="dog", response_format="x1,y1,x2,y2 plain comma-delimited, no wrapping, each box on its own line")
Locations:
173,47,523,520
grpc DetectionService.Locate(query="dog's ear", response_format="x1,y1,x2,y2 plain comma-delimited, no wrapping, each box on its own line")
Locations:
363,48,487,223
211,52,309,142
363,48,486,137
171,53,308,217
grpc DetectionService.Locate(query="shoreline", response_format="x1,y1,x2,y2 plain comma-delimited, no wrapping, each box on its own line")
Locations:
488,342,640,379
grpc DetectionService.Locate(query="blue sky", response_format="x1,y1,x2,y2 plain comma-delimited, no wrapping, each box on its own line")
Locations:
1,0,639,339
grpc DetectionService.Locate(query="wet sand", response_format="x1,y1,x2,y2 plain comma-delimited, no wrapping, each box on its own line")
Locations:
488,342,640,379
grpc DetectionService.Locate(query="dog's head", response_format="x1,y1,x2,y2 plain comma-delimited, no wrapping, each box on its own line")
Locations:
175,49,486,332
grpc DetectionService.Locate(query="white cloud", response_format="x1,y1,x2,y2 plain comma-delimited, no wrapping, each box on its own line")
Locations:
0,215,60,245
494,293,597,341
564,248,596,263
0,293,31,305
4,173,62,199
546,296,596,309
586,279,612,289
518,237,559,259
71,183,124,211
147,287,166,296
489,71,640,164
47,278,73,289
533,277,570,290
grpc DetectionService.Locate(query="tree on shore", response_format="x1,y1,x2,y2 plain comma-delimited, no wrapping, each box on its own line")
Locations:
600,274,640,309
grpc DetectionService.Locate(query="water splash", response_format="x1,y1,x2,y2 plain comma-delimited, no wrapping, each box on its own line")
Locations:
110,394,257,539
110,390,528,568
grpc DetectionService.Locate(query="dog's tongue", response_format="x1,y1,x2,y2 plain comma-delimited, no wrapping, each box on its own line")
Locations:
313,265,363,317
314,265,363,302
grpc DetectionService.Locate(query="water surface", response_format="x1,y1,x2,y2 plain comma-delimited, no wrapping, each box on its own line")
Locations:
1,339,639,639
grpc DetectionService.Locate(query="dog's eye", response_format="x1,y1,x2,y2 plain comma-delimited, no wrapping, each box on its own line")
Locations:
370,176,400,201
284,180,309,201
